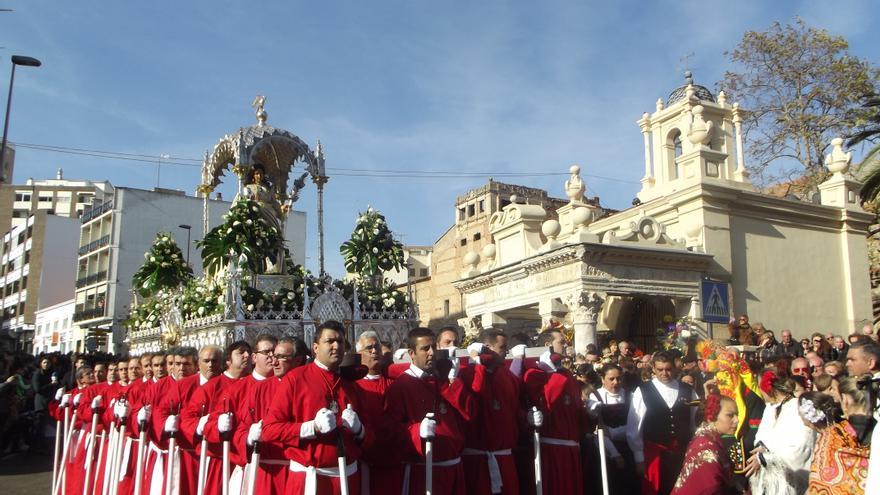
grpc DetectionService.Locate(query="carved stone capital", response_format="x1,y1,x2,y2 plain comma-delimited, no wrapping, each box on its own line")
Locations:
565,290,605,324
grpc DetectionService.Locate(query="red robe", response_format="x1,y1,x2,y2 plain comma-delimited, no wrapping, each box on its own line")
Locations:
459,363,522,495
355,374,400,495
150,374,203,495
117,377,151,495
384,366,475,495
227,373,288,495
523,367,588,495
183,373,241,495
142,376,178,494
62,386,89,495
77,382,110,495
262,362,370,495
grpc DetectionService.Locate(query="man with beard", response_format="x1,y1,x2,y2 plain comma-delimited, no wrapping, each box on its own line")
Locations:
385,327,474,495
263,320,370,494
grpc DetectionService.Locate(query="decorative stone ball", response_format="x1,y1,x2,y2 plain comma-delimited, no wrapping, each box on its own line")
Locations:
569,165,580,175
463,251,480,268
572,207,592,227
481,243,496,260
542,220,561,238
509,195,518,204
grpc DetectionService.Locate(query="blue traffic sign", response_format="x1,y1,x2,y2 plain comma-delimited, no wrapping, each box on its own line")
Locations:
701,279,730,324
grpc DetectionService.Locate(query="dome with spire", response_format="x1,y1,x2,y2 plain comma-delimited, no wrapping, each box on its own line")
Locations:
666,71,715,106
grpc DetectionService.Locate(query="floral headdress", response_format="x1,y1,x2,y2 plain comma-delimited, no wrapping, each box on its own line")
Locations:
798,399,827,425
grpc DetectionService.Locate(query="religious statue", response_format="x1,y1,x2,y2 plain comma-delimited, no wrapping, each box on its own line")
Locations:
565,165,585,203
236,163,291,273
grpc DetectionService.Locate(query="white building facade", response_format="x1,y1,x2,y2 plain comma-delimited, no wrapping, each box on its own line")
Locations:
34,299,81,354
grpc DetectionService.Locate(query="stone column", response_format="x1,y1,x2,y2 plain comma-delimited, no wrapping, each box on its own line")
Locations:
481,312,506,332
638,113,654,187
565,290,605,355
732,103,748,182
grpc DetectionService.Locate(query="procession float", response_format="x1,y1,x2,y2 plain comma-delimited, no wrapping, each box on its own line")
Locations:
125,97,418,353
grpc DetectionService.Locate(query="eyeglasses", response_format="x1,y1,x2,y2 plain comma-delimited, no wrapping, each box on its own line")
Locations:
273,354,294,361
792,367,809,373
812,339,822,343
254,350,274,357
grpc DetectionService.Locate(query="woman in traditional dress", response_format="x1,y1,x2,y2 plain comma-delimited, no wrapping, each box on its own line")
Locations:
804,380,871,494
587,363,636,494
746,372,817,495
671,394,738,495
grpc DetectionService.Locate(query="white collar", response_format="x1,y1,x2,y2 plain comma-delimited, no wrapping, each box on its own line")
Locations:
252,371,267,381
364,374,382,380
223,371,237,380
314,360,336,373
405,363,429,379
600,387,621,397
199,374,209,386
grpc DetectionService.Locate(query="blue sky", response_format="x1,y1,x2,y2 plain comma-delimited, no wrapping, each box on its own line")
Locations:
2,1,878,277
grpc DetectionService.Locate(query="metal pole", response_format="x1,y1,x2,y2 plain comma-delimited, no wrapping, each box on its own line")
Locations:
316,179,326,275
0,63,17,180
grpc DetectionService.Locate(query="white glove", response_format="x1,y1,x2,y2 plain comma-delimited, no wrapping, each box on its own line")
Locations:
314,408,336,434
218,412,233,433
164,415,179,433
511,344,527,359
73,394,81,407
60,393,71,408
114,401,130,420
55,388,64,401
137,405,152,424
467,343,484,365
196,415,209,436
527,406,543,428
393,349,408,362
247,420,262,446
446,346,459,380
419,413,436,439
341,404,363,436
91,395,103,409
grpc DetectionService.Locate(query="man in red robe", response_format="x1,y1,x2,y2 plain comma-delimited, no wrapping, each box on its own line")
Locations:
66,366,97,495
384,327,475,495
142,349,178,494
184,341,251,495
523,329,589,495
151,346,203,495
263,320,370,495
235,337,309,495
354,330,399,495
459,329,522,495
116,355,152,495
173,345,223,495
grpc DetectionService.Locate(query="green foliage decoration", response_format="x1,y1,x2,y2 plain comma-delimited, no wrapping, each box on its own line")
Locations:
197,198,284,277
132,232,193,298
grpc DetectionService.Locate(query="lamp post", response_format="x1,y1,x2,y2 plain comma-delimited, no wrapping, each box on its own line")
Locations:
178,224,192,266
0,55,42,182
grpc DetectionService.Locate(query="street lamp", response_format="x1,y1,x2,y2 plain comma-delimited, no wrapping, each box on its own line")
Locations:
178,224,192,265
0,55,42,182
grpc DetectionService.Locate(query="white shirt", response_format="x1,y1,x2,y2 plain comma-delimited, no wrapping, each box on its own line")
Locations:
199,374,209,386
405,364,428,379
587,387,627,459
625,378,697,463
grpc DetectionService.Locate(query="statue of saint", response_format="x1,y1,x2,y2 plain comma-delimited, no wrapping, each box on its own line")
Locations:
236,163,290,273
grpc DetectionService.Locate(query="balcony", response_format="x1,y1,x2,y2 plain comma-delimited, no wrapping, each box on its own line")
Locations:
74,306,105,322
75,270,108,289
80,201,113,224
77,234,111,256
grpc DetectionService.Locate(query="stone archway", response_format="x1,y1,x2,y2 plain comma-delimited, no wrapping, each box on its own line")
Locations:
615,295,675,353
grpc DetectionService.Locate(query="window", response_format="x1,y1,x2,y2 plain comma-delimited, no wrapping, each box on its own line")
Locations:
408,268,415,276
473,232,481,241
458,208,466,221
467,204,475,217
673,133,683,157
38,193,53,203
12,209,27,218
443,300,450,318
479,200,485,213
56,195,70,203
419,268,428,277
14,192,31,202
460,238,467,247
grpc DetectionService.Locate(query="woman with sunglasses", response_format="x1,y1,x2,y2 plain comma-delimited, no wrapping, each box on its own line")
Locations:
809,332,834,362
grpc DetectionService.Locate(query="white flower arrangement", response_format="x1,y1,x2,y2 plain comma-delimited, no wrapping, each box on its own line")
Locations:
798,399,826,424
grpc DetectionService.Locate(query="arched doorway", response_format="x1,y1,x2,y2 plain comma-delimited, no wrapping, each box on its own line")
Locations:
615,295,675,353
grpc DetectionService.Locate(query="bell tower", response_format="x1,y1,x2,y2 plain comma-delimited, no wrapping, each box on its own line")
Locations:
637,72,751,203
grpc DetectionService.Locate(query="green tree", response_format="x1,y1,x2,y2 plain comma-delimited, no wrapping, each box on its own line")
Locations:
721,18,879,192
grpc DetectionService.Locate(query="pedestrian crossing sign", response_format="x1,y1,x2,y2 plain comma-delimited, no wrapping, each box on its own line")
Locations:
700,279,730,323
